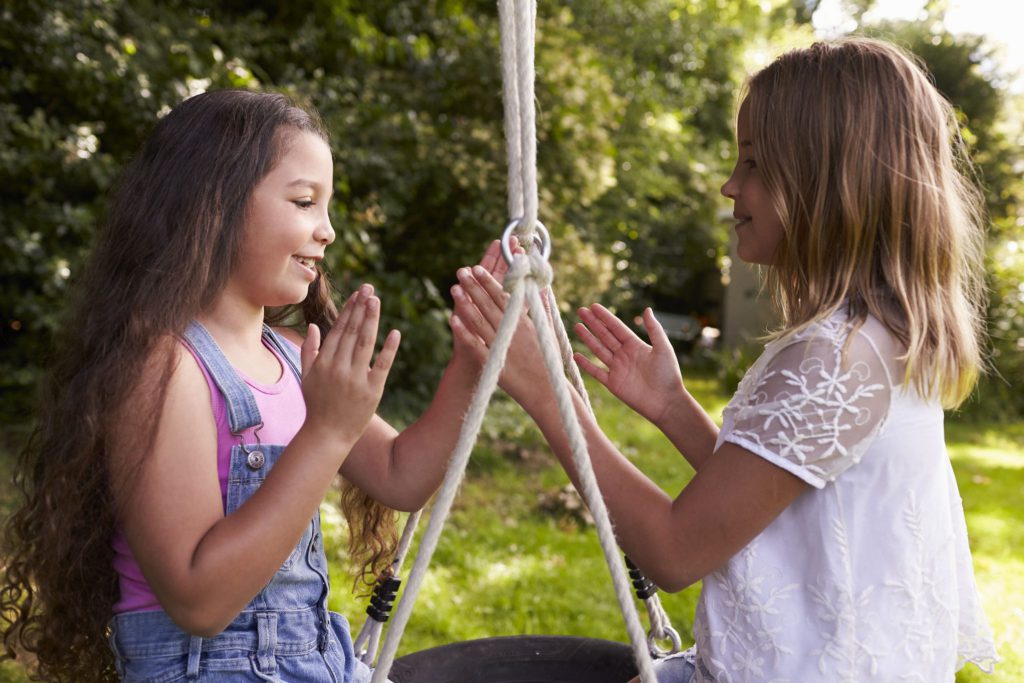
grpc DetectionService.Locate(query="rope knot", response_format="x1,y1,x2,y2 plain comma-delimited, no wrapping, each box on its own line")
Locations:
503,250,552,293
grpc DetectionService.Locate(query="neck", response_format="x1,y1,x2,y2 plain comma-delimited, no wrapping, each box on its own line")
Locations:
197,289,266,352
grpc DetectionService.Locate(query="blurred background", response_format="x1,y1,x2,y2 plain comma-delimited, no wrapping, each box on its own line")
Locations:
0,0,1021,681
1,0,1022,423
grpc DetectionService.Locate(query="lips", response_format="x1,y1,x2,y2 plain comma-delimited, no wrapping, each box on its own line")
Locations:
292,255,319,279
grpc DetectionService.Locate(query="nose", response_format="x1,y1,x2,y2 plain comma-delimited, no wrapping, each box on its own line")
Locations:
315,212,336,246
721,169,738,199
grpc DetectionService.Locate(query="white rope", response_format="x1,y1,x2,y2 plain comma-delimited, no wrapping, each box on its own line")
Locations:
354,509,422,666
543,286,593,414
503,0,676,649
500,4,656,675
499,0,538,238
520,255,656,681
370,258,532,682
368,2,667,679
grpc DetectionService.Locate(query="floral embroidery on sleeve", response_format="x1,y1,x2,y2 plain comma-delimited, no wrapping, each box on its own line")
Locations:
723,322,892,485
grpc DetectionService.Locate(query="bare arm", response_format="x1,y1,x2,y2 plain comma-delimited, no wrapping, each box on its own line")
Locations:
575,304,719,470
335,240,511,511
527,390,806,591
111,288,397,636
453,267,807,590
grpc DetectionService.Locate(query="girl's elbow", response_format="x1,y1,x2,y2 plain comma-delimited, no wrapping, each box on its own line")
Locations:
655,572,698,594
644,559,701,594
161,592,239,638
655,573,696,593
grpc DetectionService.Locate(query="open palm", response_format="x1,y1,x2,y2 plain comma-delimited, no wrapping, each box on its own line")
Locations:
574,305,684,425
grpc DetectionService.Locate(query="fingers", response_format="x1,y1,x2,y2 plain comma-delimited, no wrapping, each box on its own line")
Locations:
479,239,502,274
573,351,609,386
492,236,520,283
320,285,368,362
449,312,487,355
451,281,496,343
301,323,321,378
350,295,381,370
457,267,507,331
589,303,640,345
334,287,373,365
577,305,623,357
369,329,401,388
574,321,615,367
642,307,673,351
472,265,508,301
476,236,521,285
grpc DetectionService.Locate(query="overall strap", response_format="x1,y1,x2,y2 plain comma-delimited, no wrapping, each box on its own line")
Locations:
182,321,263,435
261,325,303,382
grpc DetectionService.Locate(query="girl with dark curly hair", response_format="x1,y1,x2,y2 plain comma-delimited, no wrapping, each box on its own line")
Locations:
1,89,499,682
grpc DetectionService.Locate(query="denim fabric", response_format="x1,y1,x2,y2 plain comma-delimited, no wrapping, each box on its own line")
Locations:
109,322,365,682
652,647,699,683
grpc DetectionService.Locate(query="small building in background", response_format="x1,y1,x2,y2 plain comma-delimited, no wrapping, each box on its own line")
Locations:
721,230,777,349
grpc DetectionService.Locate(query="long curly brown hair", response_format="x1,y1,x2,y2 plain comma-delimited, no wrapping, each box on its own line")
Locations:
0,89,397,682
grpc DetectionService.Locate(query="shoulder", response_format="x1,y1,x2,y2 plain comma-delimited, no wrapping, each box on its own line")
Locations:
766,308,901,387
108,335,216,479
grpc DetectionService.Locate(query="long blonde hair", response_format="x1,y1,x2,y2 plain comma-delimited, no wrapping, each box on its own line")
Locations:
746,38,987,407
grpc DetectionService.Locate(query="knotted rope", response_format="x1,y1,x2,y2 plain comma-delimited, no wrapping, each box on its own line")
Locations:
353,509,421,666
368,2,673,680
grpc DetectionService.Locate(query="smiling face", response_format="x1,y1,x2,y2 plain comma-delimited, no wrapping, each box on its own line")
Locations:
225,129,335,310
720,100,785,266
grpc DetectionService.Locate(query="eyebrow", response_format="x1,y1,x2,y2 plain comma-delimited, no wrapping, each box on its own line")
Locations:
287,179,334,199
739,140,753,147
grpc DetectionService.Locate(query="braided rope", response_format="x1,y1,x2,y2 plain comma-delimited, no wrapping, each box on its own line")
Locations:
353,509,422,666
370,258,532,682
369,2,668,679
501,0,676,656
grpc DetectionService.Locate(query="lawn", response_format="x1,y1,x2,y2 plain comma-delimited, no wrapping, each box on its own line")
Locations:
0,372,1021,681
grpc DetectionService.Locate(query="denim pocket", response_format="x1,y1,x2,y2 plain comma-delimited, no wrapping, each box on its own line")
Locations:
115,656,189,683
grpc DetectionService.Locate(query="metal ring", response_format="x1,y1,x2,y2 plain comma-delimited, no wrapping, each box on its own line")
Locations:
647,625,683,657
501,218,551,265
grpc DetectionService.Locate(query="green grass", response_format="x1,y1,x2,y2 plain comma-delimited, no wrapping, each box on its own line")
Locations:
0,373,1021,681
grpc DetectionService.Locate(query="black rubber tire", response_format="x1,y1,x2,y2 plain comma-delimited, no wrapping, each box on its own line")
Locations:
389,635,640,683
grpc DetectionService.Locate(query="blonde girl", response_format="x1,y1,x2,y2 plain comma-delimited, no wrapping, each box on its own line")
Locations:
453,38,999,681
1,89,501,682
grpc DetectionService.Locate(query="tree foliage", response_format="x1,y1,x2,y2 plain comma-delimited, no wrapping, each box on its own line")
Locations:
0,0,774,421
1,1,1019,423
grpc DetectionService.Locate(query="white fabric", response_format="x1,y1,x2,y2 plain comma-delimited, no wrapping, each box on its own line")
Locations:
693,308,998,682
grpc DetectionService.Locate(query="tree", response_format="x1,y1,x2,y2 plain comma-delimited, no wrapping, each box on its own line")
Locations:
1,0,780,422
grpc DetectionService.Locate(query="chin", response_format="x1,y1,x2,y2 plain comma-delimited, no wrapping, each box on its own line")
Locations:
268,290,309,308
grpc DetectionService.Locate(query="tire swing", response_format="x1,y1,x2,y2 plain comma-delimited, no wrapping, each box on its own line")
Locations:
354,2,682,680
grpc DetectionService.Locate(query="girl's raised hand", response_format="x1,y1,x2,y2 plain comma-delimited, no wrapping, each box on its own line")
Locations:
450,263,550,408
300,284,400,450
574,305,684,425
449,239,517,368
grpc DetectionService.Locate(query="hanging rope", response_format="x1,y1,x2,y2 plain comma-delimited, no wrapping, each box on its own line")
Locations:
370,253,533,682
353,509,422,666
369,2,672,680
498,0,679,658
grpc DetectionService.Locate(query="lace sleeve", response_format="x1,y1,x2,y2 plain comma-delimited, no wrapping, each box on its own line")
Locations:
722,326,893,488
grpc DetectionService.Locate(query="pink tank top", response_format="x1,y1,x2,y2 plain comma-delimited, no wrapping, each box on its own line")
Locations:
111,338,306,613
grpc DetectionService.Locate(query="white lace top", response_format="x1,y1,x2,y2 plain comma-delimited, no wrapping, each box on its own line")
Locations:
693,308,998,682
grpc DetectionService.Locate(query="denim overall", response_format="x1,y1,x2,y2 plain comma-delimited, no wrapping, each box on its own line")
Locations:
108,322,365,682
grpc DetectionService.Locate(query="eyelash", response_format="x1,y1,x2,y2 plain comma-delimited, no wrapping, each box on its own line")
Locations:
744,158,757,169
294,199,315,209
